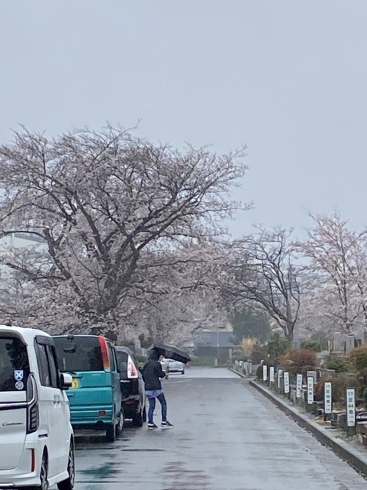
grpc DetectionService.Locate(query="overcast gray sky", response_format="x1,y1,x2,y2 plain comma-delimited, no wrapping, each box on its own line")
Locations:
1,1,366,238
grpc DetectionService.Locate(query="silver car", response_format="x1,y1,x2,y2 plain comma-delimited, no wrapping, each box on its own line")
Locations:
161,358,185,375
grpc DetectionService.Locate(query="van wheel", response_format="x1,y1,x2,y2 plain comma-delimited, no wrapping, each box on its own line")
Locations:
41,453,49,490
142,405,147,423
57,440,75,490
116,409,124,437
106,423,116,442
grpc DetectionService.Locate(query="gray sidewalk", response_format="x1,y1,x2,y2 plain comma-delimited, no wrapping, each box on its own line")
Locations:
247,376,367,477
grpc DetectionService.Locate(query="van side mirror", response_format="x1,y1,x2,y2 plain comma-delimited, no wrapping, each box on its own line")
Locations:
60,372,73,390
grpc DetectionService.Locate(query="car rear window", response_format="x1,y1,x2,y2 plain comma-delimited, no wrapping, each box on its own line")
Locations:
0,336,30,391
115,351,128,372
53,336,103,372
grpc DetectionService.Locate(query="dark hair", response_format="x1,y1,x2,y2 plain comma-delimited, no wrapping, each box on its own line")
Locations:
149,350,160,361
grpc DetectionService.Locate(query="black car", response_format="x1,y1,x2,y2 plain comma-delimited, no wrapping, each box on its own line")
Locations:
115,346,146,427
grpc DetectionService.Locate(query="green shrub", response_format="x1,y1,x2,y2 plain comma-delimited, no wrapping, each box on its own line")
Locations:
325,355,348,373
348,346,367,389
348,346,367,373
301,340,321,352
265,332,290,365
135,354,147,364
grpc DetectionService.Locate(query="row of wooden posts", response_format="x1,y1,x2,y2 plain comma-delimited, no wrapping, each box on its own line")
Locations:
262,364,357,436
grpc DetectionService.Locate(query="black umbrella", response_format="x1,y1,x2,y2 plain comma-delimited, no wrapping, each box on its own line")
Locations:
152,343,191,364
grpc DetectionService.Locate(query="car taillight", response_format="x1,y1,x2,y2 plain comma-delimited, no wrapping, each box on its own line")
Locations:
127,356,138,379
26,374,39,434
99,336,111,371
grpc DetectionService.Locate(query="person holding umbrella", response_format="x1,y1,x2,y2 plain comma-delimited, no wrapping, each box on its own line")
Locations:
141,350,174,430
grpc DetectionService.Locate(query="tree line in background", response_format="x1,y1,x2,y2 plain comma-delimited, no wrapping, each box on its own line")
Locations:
0,125,366,348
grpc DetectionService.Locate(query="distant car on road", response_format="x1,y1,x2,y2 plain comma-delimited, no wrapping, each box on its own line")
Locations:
161,358,185,374
115,346,146,427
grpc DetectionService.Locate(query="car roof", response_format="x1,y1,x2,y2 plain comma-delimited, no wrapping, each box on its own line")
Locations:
53,334,100,338
52,334,112,342
115,345,135,356
0,325,52,344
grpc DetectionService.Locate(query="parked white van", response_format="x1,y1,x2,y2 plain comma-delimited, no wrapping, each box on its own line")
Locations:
0,325,74,490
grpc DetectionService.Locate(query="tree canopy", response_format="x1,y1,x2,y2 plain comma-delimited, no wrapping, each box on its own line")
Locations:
2,126,367,347
0,125,250,340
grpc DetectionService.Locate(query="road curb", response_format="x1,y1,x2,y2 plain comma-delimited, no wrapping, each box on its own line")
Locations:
248,379,367,477
229,367,252,379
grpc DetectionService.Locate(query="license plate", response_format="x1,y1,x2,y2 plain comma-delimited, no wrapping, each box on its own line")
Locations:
71,379,79,388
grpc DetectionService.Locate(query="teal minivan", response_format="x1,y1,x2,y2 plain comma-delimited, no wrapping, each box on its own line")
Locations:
53,334,123,442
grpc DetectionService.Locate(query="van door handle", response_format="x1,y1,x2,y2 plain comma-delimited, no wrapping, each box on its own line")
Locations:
53,395,61,406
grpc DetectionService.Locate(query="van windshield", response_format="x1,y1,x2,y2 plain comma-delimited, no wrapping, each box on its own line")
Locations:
53,336,103,372
0,336,29,391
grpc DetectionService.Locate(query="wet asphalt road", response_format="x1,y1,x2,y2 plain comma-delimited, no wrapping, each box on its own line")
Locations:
62,367,367,490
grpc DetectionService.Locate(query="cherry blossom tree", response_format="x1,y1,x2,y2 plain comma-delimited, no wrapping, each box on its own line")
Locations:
0,125,250,336
295,212,367,334
294,285,338,340
117,241,227,347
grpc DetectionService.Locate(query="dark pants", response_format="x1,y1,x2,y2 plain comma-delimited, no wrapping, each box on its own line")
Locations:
147,392,167,424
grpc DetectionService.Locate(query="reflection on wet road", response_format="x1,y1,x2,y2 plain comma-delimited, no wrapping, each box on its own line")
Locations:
54,367,367,490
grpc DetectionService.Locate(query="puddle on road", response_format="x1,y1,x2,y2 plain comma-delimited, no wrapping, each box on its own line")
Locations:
163,461,211,489
75,436,130,451
120,448,164,452
81,461,122,479
76,446,115,451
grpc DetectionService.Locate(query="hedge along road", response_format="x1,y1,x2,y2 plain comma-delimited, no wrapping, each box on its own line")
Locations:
66,367,367,490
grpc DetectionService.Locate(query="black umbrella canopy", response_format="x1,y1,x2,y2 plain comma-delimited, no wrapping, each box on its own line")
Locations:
152,343,191,364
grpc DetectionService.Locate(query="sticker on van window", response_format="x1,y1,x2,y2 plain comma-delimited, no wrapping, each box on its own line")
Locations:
14,370,24,381
15,381,24,390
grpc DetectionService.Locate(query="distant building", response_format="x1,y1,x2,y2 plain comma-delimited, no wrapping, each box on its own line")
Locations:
193,331,235,364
